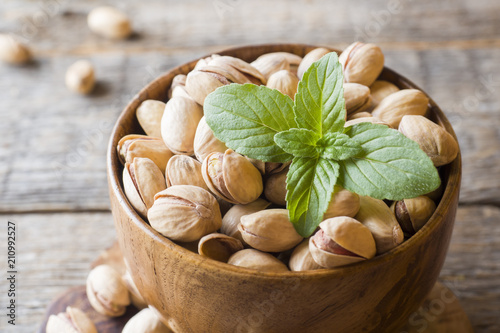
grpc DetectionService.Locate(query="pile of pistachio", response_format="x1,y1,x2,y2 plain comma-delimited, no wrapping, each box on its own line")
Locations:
117,42,459,273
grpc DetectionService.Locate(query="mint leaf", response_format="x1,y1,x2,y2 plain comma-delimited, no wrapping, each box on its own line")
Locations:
204,83,297,163
286,157,339,237
294,52,346,135
339,122,441,200
274,129,320,158
318,132,362,160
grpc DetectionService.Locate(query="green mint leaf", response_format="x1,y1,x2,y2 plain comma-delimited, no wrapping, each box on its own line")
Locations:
204,83,297,163
294,52,346,135
286,157,339,237
274,129,321,158
318,132,363,160
339,122,441,200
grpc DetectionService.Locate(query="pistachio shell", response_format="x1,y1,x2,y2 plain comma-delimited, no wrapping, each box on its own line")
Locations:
391,196,436,235
117,135,173,173
148,185,222,242
289,239,322,272
165,155,208,190
264,167,288,206
193,116,228,162
46,306,97,333
297,47,331,79
265,161,291,175
87,6,132,39
122,271,148,310
0,34,31,64
198,233,244,262
221,199,271,243
228,249,289,272
209,56,266,85
122,308,172,333
167,74,187,99
339,42,384,87
266,70,299,99
239,209,303,252
65,60,95,95
136,100,166,138
251,53,290,80
185,70,227,105
247,157,266,175
344,82,372,116
369,80,399,109
344,116,391,128
348,111,372,120
371,89,429,128
323,185,360,220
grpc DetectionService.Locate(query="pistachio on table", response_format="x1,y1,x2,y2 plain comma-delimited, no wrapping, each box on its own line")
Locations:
87,6,132,39
65,60,95,95
371,89,429,128
136,100,166,138
46,306,97,333
391,196,437,236
228,249,289,272
289,239,322,272
165,155,208,191
117,134,173,173
221,198,270,243
0,34,31,64
122,308,172,333
198,233,244,262
339,42,385,87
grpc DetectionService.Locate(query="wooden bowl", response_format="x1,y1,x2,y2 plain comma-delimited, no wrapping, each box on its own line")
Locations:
107,44,461,333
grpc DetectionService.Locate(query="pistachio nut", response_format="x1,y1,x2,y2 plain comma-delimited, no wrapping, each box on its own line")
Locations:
369,80,399,109
184,70,227,106
339,42,384,87
297,47,331,79
136,100,166,138
123,157,166,218
344,82,372,116
289,239,322,272
122,308,172,333
399,115,459,166
309,217,376,269
323,185,360,220
355,196,404,254
148,185,222,242
239,209,303,252
198,233,244,262
256,52,303,74
46,306,97,333
193,116,228,162
167,74,187,99
86,264,131,317
266,70,299,99
161,96,203,155
391,196,437,236
264,167,288,206
65,60,95,95
221,198,271,242
117,134,173,173
344,116,390,128
165,155,208,190
0,34,31,65
371,89,429,128
122,271,148,310
202,149,263,204
170,85,193,100
228,249,289,272
250,53,290,80
209,55,266,85
87,6,132,39
194,54,221,70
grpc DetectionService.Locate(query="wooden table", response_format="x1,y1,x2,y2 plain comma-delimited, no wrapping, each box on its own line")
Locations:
0,0,499,332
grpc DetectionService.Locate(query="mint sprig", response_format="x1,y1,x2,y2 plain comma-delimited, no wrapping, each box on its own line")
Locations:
204,52,440,237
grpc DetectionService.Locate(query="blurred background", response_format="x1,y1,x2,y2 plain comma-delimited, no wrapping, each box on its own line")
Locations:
0,0,499,332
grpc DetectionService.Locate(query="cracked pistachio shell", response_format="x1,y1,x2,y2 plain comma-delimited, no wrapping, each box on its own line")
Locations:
209,55,266,85
202,149,263,204
239,209,303,252
344,82,372,116
221,198,271,242
391,196,437,235
117,135,173,173
264,167,288,206
87,6,132,39
46,306,97,333
250,53,290,80
355,196,404,254
161,96,203,155
123,157,166,218
122,271,147,310
185,70,228,106
147,185,222,242
167,74,187,99
297,47,331,79
136,100,166,138
86,265,131,317
369,80,399,109
193,116,228,162
122,308,172,333
198,233,244,263
399,115,459,167
266,70,299,100
289,239,322,272
323,185,360,220
228,249,289,272
165,155,208,191
65,60,95,95
371,89,429,128
309,217,376,269
339,42,384,87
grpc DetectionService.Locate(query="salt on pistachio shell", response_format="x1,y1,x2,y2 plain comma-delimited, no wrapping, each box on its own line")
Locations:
184,70,227,105
65,60,95,95
117,135,173,174
136,100,166,138
391,196,436,235
0,34,31,64
344,82,372,116
339,42,384,87
193,116,228,163
344,116,391,128
228,249,289,272
221,198,271,243
202,149,263,205
122,308,172,333
399,115,459,167
123,157,166,218
86,264,131,317
323,185,360,220
355,196,404,254
297,47,331,79
371,89,429,128
250,53,290,80
87,6,132,39
369,80,399,109
289,239,322,272
165,155,208,191
198,233,244,262
239,209,303,252
167,74,187,99
309,217,376,269
46,306,97,333
209,56,266,85
264,167,288,206
122,271,148,310
266,70,299,100
161,96,203,155
147,185,222,242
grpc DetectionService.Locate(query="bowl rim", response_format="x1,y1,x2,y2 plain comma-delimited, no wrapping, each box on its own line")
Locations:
107,43,462,279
